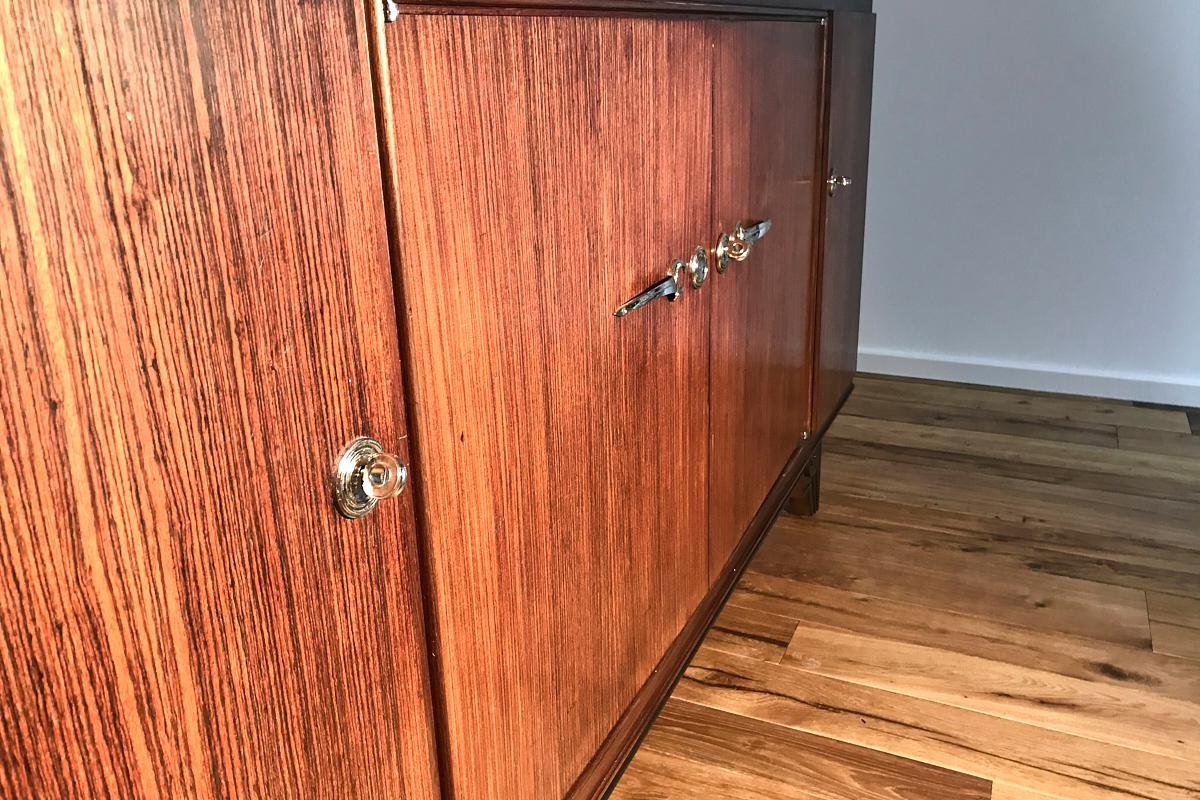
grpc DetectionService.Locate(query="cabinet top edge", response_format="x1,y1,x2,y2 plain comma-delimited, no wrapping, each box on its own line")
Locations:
393,0,872,17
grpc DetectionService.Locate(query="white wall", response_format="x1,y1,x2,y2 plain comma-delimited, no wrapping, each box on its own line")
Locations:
859,0,1200,406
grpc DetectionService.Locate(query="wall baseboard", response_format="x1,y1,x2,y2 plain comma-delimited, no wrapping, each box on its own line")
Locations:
857,348,1200,408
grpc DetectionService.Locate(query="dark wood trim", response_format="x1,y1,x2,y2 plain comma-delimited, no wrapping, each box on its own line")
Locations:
364,2,454,798
568,386,855,799
395,0,869,18
805,13,836,435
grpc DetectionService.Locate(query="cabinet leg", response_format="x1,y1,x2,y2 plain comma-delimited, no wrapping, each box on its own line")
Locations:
787,442,822,517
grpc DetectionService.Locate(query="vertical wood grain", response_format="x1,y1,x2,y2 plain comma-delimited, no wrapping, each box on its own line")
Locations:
0,1,439,797
384,13,712,798
812,11,875,431
708,19,824,578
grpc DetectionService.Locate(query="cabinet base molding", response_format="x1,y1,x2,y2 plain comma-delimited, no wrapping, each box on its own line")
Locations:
568,387,852,798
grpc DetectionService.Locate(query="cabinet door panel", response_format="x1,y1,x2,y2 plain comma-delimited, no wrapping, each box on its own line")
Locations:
814,11,876,430
0,2,438,797
709,20,824,577
386,14,712,798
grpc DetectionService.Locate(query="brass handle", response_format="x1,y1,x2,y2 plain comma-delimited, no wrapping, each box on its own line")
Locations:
827,173,852,195
614,260,685,318
333,436,408,519
715,219,771,273
688,245,710,288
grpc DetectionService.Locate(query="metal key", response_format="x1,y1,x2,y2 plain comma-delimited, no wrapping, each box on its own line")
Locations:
613,261,685,318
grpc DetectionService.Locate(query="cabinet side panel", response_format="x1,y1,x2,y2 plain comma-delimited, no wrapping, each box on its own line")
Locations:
385,14,712,798
709,20,824,580
814,11,876,430
0,2,439,797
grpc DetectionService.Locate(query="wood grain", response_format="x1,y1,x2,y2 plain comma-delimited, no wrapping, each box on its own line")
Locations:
614,698,992,799
810,12,874,432
1148,589,1200,661
1151,623,1200,661
394,0,872,16
0,1,439,797
816,493,1200,587
842,393,1121,448
812,501,1200,598
568,433,820,798
618,377,1200,799
821,451,1200,545
1117,424,1200,459
853,374,1194,433
989,785,1063,800
678,645,1200,800
829,414,1200,498
753,516,1153,647
385,14,712,798
708,18,823,579
730,572,1200,704
1148,592,1200,629
706,601,800,664
782,624,1200,759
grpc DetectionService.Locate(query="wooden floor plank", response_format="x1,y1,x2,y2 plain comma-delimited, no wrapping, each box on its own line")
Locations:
612,747,804,800
822,452,1200,545
752,516,1152,648
828,415,1200,500
1118,426,1200,459
1148,592,1200,629
728,572,1200,705
990,784,1067,800
616,376,1200,798
615,699,991,800
1151,622,1200,661
811,501,1200,598
780,624,1200,759
841,394,1119,448
818,493,1200,585
853,374,1193,433
676,645,1200,800
705,602,798,665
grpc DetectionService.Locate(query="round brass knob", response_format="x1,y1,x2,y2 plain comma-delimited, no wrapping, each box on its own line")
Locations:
333,436,408,519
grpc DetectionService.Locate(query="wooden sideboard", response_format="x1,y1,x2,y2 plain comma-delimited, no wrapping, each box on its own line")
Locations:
0,1,873,797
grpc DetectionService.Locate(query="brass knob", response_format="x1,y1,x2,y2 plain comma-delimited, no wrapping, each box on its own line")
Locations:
333,436,408,519
714,219,771,273
688,245,710,288
827,173,852,195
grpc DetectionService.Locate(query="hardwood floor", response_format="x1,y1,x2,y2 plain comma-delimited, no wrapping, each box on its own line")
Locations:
612,374,1200,800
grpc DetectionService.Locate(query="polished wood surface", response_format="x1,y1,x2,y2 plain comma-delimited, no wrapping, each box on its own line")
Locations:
709,19,823,579
812,12,875,432
395,0,871,16
616,375,1200,798
0,2,439,797
615,698,992,799
384,14,712,798
578,418,829,797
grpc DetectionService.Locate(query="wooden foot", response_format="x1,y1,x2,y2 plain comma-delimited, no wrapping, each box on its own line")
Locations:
786,442,822,517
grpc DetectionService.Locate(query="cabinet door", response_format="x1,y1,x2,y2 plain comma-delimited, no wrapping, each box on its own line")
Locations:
0,2,438,797
708,20,825,576
385,14,712,799
813,12,876,431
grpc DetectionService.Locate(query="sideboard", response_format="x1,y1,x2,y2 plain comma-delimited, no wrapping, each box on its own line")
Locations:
0,0,873,797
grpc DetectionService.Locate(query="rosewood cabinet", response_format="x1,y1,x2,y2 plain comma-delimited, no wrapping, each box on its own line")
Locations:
0,2,439,797
380,6,874,797
0,1,873,798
